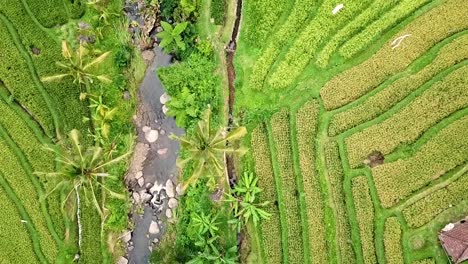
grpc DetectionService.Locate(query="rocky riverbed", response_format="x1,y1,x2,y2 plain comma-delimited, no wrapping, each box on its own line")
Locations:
117,47,183,264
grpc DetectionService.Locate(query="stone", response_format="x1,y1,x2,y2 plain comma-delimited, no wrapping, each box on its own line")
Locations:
165,180,175,198
31,46,41,55
162,105,169,115
116,257,128,264
168,198,178,209
157,148,168,155
165,208,173,218
142,126,151,133
145,182,154,189
152,238,159,244
78,21,91,29
135,171,143,179
132,192,140,204
145,130,159,143
149,182,162,194
160,92,171,104
140,192,152,203
142,50,155,63
149,221,160,234
123,91,131,101
150,193,163,207
160,129,166,135
156,26,163,33
176,184,183,196
128,245,134,251
138,177,145,187
122,231,131,243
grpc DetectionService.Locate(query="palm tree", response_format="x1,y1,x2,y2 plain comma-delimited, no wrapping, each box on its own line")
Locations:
35,129,130,249
41,41,111,90
170,106,247,191
156,21,188,53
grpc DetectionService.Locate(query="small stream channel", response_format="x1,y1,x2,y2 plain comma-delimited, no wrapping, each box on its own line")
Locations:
123,47,183,264
225,0,243,185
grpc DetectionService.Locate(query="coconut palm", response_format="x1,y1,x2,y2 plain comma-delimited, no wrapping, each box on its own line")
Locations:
41,41,111,89
35,129,130,248
170,106,247,191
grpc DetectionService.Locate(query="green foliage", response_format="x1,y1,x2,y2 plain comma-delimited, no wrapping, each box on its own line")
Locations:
158,52,220,128
157,21,189,53
166,87,199,127
225,172,271,228
41,41,112,87
171,107,247,190
36,129,129,217
210,0,225,25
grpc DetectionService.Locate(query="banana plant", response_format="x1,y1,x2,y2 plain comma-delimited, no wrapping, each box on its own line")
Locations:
157,21,188,53
224,172,271,228
41,41,111,90
170,106,248,191
192,212,220,237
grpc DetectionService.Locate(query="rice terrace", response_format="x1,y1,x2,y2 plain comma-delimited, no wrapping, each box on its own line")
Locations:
0,0,467,263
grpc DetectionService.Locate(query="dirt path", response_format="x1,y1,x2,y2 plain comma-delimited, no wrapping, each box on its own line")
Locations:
124,47,183,264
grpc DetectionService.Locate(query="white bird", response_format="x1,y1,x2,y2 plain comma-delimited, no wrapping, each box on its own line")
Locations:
21,220,27,223
332,4,344,15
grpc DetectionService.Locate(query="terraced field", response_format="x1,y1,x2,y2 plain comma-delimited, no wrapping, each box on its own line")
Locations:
0,1,113,263
237,0,468,263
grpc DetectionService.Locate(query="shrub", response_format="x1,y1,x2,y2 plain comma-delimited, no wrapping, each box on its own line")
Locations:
371,115,468,208
345,66,468,168
329,34,468,136
210,0,225,25
158,52,220,128
320,0,468,110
